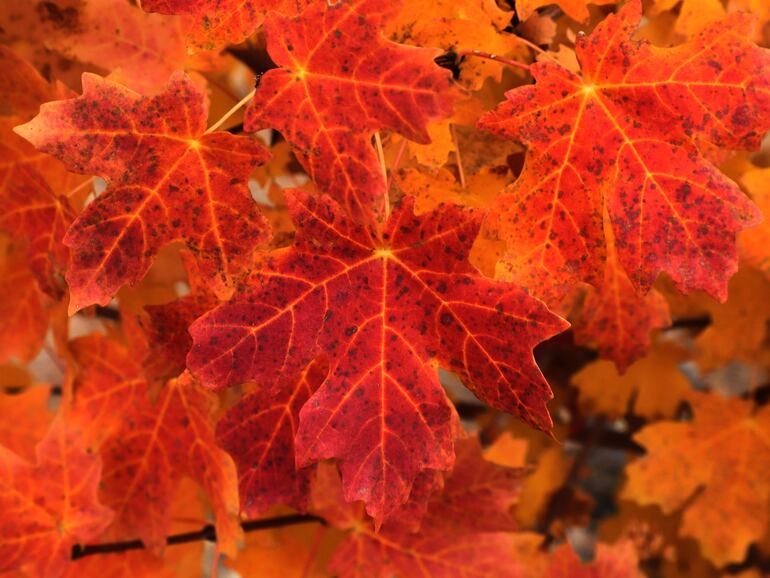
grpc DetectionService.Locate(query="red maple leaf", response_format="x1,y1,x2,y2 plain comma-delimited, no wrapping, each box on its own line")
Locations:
15,72,271,313
245,0,456,224
315,438,526,578
0,166,75,299
188,190,566,523
479,0,768,304
217,357,327,518
138,251,219,385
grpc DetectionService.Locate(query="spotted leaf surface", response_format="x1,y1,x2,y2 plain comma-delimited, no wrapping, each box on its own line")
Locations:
480,0,767,304
572,220,671,371
68,335,241,555
0,416,113,578
189,191,566,523
245,0,456,224
15,72,271,313
323,438,527,578
217,358,327,518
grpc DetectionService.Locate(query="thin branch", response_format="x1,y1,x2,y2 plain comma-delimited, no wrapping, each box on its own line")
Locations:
71,514,325,561
450,124,466,190
457,50,531,72
374,131,390,220
205,89,256,134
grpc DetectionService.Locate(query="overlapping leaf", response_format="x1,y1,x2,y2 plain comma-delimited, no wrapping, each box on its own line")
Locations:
572,219,671,370
0,167,75,299
0,416,113,578
387,0,523,90
317,439,527,578
571,342,691,418
15,72,271,313
245,0,456,223
480,0,768,308
515,0,616,23
0,242,49,363
0,386,52,461
217,358,327,517
624,392,770,565
67,335,241,555
49,0,189,94
541,541,645,578
142,0,304,50
189,190,566,523
139,251,218,385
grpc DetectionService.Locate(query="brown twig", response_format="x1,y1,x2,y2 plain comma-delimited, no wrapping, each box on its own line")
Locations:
71,514,325,561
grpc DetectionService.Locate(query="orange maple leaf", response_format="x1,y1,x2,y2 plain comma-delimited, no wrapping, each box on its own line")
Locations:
480,0,767,304
624,391,770,566
0,416,113,578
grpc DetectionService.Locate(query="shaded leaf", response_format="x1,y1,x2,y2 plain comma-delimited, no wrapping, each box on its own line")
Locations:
0,416,113,578
624,391,770,566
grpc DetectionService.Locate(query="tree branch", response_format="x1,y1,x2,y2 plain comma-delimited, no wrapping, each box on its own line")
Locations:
71,514,325,560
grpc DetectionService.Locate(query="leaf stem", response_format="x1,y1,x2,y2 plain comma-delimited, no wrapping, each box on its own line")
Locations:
70,514,325,561
386,137,409,193
515,36,562,66
450,124,466,190
374,131,390,220
205,89,256,134
457,50,531,72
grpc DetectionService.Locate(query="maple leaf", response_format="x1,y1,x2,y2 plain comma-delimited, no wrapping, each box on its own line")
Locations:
0,386,53,462
479,0,767,305
542,540,645,578
67,335,241,555
245,0,456,223
0,416,113,578
0,242,49,364
572,219,671,370
47,0,189,94
387,0,523,90
571,342,691,419
624,391,770,566
139,251,219,385
15,72,271,313
217,358,327,518
142,0,303,50
740,167,770,277
0,166,75,299
188,190,566,523
692,267,770,371
515,0,617,23
316,439,527,578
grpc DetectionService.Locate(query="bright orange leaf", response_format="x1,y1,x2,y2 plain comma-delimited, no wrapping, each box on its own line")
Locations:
624,392,770,566
479,0,767,305
0,416,113,578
